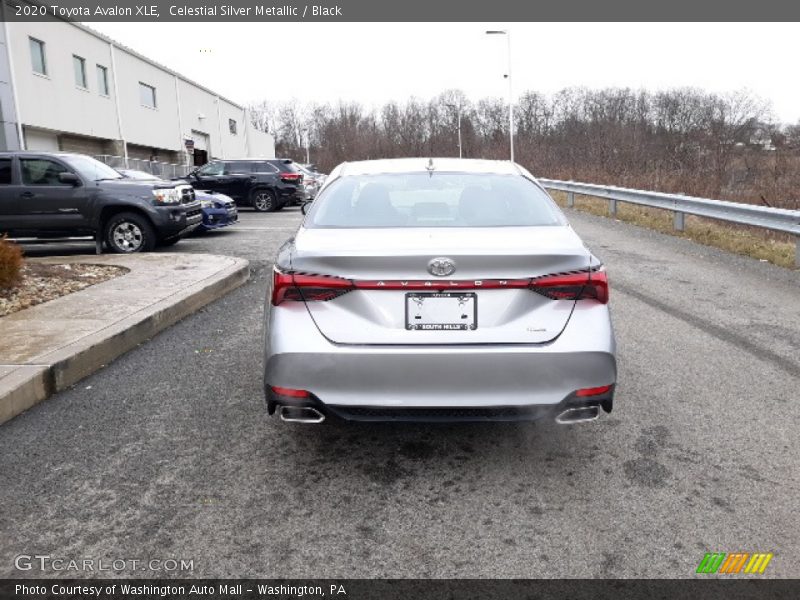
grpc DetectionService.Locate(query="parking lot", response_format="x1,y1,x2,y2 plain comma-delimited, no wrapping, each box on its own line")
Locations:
1,207,798,578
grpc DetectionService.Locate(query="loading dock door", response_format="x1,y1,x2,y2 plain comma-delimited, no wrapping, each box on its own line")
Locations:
191,130,210,167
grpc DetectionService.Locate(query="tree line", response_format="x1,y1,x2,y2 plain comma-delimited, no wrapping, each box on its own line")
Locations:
248,88,800,209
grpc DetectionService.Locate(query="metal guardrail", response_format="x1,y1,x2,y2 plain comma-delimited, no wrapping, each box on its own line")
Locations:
538,178,800,267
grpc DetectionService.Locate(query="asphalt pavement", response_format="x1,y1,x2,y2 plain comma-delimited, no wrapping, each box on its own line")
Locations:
1,207,798,578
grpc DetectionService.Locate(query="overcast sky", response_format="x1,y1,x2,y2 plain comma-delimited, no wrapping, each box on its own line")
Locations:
88,22,800,123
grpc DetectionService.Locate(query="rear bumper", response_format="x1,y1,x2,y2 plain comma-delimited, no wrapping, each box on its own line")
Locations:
268,389,615,423
277,186,306,206
302,184,319,200
264,301,617,421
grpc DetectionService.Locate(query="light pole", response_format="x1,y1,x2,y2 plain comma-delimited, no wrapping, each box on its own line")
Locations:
302,128,310,164
486,29,514,163
445,102,463,158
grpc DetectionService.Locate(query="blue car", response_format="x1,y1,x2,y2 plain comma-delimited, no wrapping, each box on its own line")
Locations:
194,189,239,232
117,169,238,233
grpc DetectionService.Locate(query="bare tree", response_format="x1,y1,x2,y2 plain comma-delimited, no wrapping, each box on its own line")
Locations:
249,86,792,209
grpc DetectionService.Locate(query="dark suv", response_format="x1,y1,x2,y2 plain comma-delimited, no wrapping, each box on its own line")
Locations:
0,152,202,253
184,158,304,212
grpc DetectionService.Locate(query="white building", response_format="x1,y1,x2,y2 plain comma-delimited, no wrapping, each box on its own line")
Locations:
0,18,274,170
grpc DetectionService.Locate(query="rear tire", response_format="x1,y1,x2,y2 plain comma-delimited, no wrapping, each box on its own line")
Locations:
252,189,277,212
104,212,156,253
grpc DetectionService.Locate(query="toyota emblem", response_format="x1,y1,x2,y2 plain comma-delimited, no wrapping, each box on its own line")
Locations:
427,257,456,277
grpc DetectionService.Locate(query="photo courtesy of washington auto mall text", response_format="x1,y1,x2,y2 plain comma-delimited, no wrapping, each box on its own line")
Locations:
1,0,799,599
13,583,348,598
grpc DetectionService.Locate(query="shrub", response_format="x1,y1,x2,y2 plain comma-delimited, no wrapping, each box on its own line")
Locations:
0,235,23,289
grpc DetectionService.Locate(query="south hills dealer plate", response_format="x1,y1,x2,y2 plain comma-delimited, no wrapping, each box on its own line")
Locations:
405,292,477,331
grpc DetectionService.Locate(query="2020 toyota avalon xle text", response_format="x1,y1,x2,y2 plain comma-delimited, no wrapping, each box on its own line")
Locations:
263,158,617,424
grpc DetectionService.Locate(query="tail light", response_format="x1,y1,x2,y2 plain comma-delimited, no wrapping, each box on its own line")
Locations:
576,384,612,397
271,268,354,305
530,270,608,304
270,385,310,399
272,268,608,305
280,172,303,183
353,279,531,290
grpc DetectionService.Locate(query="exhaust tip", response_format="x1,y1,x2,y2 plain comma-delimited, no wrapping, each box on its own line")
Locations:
555,405,600,425
279,405,325,424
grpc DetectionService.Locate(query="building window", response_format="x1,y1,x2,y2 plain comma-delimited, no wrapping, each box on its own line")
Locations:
29,38,46,76
73,55,87,88
97,65,109,96
229,119,237,135
139,82,157,108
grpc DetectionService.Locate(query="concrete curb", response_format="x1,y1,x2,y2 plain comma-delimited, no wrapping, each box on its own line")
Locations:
0,254,249,425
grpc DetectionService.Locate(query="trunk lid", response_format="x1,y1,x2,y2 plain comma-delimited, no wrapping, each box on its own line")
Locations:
291,226,591,345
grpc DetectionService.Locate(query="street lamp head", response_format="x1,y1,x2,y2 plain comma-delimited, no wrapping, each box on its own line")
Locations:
485,30,507,35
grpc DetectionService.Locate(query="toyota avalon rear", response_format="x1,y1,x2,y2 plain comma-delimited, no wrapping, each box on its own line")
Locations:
263,158,616,424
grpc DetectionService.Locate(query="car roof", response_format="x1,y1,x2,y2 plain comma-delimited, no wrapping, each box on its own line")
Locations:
339,158,522,176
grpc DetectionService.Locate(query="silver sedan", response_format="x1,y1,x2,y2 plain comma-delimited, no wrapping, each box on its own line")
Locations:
264,158,616,424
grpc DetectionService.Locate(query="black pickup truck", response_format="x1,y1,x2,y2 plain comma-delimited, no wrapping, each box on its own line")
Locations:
183,158,304,212
0,152,202,252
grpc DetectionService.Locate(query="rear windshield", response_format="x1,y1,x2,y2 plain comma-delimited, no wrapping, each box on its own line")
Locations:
278,161,301,173
306,172,565,228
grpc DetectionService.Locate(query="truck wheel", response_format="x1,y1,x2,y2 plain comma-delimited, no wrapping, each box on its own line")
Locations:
104,212,156,253
252,189,277,212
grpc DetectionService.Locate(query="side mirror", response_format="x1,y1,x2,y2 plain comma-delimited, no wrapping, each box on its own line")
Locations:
58,172,80,186
300,200,312,215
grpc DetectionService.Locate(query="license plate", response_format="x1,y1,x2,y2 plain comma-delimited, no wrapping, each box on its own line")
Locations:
405,292,477,331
